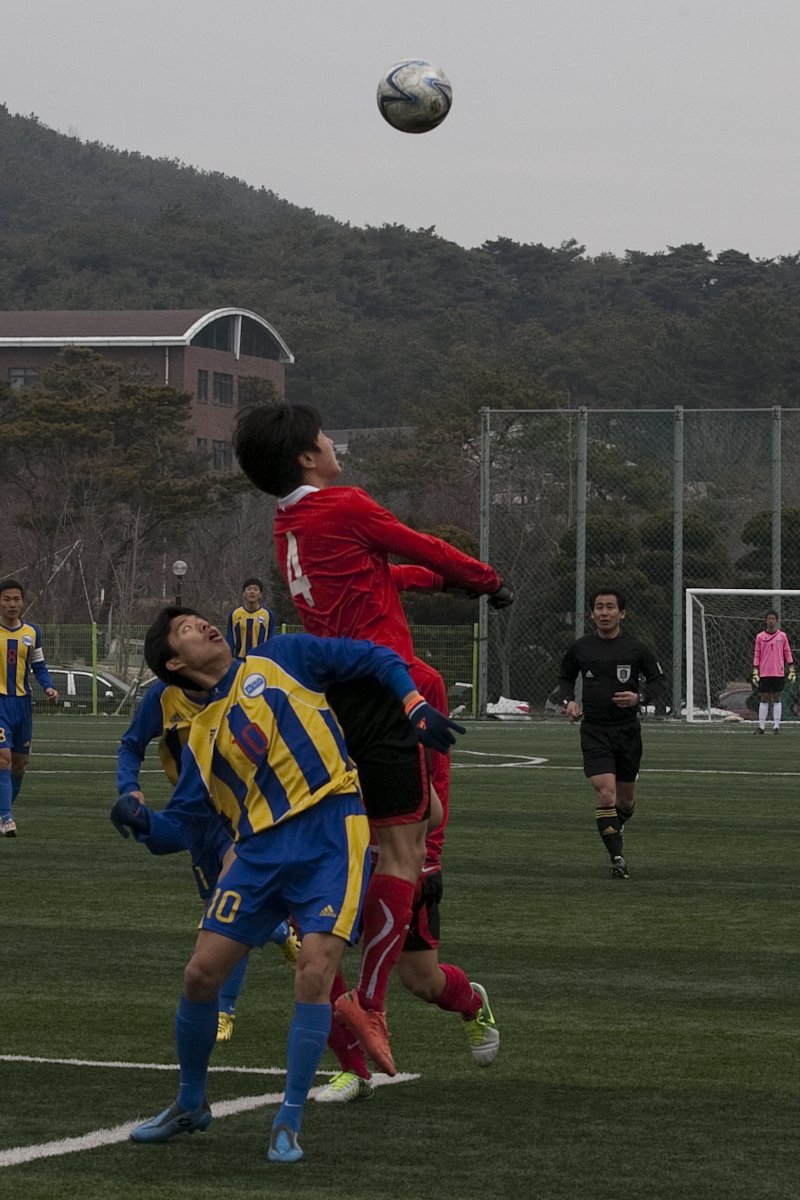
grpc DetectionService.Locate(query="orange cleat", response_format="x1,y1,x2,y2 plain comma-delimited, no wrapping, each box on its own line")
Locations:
333,990,396,1076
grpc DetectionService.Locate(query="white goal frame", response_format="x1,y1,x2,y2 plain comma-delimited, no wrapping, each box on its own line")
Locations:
685,588,800,722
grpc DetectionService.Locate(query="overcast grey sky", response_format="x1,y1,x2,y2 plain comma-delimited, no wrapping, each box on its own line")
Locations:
4,0,799,258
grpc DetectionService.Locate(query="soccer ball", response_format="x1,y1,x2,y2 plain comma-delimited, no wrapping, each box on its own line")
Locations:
376,60,453,134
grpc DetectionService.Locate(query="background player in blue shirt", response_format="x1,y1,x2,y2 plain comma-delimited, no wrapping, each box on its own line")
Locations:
225,577,276,659
0,578,58,836
110,605,462,1164
117,678,298,1043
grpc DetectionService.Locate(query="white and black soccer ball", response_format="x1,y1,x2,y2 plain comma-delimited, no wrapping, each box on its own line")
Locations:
376,59,453,134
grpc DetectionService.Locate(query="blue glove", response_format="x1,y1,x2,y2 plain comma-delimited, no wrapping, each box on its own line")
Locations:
406,697,466,753
110,793,151,839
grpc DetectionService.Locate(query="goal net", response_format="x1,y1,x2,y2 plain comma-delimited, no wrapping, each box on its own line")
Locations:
685,589,800,722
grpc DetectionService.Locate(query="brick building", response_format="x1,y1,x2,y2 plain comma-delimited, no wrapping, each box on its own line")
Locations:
0,307,294,469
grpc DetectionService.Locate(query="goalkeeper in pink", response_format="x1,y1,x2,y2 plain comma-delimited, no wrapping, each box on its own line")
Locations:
752,610,795,734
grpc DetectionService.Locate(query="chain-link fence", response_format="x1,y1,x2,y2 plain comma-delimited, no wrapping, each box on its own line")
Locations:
33,622,479,717
479,407,800,716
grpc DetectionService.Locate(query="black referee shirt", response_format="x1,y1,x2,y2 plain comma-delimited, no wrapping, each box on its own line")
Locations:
558,629,665,725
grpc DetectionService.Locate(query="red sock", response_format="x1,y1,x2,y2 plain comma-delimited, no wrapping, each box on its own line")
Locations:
328,972,370,1078
357,873,415,1012
436,963,481,1020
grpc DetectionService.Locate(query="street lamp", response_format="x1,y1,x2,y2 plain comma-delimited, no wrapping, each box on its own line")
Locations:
172,559,188,606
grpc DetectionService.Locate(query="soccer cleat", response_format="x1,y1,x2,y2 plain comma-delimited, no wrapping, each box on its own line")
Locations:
314,1070,374,1103
216,1011,235,1043
773,728,780,735
280,927,302,967
755,728,765,735
267,1123,304,1163
610,855,629,879
463,983,500,1067
333,990,396,1076
0,817,17,837
130,1100,212,1143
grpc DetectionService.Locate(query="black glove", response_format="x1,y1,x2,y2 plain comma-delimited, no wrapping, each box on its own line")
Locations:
420,869,443,906
406,698,466,753
488,583,514,610
110,793,151,839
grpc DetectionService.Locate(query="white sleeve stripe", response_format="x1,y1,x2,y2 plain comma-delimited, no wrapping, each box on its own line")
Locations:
32,648,45,663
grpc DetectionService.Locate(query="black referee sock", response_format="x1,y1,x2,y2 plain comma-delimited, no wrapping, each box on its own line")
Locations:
616,803,635,826
595,806,623,860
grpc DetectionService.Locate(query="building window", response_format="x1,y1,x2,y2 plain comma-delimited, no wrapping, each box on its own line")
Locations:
197,369,208,403
212,439,232,471
192,316,235,352
8,368,38,389
213,372,233,406
196,437,208,453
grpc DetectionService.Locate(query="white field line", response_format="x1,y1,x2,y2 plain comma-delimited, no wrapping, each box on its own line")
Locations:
0,1056,418,1169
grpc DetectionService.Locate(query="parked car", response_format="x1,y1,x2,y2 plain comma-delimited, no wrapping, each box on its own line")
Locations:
32,667,150,715
717,682,757,720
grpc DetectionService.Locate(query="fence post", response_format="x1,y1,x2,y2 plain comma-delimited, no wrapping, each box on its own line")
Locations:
477,406,491,716
91,621,98,716
574,408,588,638
471,622,480,716
672,407,684,716
772,406,782,610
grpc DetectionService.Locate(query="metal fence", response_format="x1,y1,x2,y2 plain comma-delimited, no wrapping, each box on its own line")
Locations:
478,407,800,715
33,623,480,717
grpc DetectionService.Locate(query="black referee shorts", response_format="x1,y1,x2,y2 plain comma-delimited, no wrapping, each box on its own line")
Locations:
327,677,430,825
580,720,642,782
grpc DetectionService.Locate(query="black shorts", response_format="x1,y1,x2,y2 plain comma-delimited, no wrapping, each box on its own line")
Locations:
758,676,785,695
327,678,430,826
403,870,442,952
580,721,642,782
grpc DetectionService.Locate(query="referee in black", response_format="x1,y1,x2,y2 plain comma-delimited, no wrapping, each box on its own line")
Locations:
558,588,665,878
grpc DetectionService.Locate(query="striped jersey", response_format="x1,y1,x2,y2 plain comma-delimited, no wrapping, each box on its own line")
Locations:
117,680,207,792
0,620,54,697
225,605,277,659
753,629,794,677
146,633,416,850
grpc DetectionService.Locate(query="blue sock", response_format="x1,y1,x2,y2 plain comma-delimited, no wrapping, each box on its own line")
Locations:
10,774,22,806
273,1002,332,1134
0,769,12,821
266,920,290,946
219,954,249,1014
175,995,217,1111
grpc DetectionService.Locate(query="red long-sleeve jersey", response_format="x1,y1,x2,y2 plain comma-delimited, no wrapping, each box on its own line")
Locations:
274,486,499,662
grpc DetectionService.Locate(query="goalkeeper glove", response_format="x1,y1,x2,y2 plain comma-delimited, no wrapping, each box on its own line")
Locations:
405,694,466,753
751,668,760,686
110,792,151,839
789,666,797,683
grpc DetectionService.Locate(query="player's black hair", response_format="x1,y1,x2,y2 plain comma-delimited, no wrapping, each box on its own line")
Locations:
765,609,779,620
233,402,325,497
0,578,24,598
242,577,263,591
589,588,626,612
144,605,205,689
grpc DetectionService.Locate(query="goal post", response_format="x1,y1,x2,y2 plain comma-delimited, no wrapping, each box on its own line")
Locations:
685,589,800,722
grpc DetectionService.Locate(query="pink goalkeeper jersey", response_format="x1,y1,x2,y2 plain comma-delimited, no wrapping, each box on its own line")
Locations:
753,629,794,677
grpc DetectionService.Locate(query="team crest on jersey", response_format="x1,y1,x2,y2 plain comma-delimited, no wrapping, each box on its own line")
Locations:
22,635,33,646
616,665,632,683
242,673,266,698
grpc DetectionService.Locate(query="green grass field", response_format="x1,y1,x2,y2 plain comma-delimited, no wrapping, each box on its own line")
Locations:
2,717,800,1200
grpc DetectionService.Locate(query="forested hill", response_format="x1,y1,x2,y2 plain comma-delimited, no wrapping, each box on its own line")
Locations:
3,104,800,424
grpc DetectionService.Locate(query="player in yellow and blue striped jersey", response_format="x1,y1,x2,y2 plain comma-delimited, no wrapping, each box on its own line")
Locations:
0,578,58,836
117,679,299,1041
110,605,463,1164
225,577,276,659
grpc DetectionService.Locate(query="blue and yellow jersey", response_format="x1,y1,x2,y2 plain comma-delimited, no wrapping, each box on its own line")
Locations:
146,634,417,850
225,605,277,659
117,680,207,792
0,620,54,697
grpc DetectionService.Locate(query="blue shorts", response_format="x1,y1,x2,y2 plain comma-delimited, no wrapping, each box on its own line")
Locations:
190,821,233,901
201,793,371,948
0,696,33,755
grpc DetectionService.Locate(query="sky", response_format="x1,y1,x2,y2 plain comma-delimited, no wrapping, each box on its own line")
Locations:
3,0,800,259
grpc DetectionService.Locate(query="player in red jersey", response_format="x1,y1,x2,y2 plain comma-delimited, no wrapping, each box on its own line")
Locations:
233,403,511,1077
